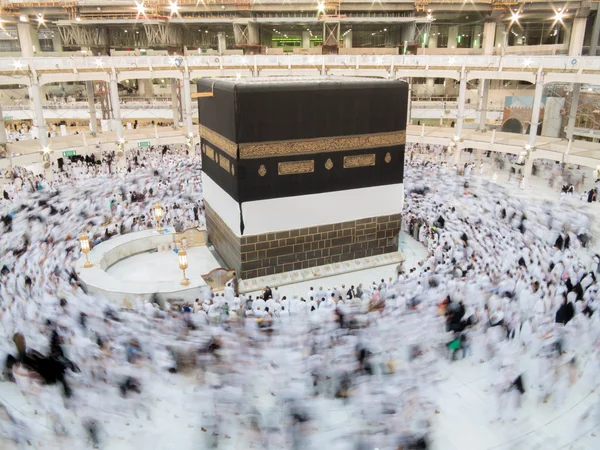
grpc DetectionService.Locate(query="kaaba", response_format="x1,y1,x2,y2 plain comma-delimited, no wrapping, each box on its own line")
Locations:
197,77,407,280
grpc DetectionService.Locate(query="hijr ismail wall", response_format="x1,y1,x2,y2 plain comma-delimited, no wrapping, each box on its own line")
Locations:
198,77,407,280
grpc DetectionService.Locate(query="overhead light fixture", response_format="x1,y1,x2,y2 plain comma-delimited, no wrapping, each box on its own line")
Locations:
75,16,81,22
95,58,103,67
511,10,519,22
19,15,28,22
205,30,208,33
136,2,145,15
169,1,179,14
317,2,326,14
555,10,564,22
37,15,45,25
124,29,128,33
13,60,23,70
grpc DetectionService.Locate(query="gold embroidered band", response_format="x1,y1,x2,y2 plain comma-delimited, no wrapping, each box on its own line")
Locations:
199,125,405,160
199,125,237,159
343,154,376,169
278,160,315,175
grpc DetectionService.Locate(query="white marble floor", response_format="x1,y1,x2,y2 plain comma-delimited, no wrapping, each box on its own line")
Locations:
106,246,222,284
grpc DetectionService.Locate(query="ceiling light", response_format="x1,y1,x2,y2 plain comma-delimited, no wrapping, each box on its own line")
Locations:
205,30,208,33
95,58,103,67
555,10,564,21
136,2,145,15
13,60,23,70
19,15,28,22
124,30,128,33
511,10,519,22
317,2,326,14
76,16,81,22
169,1,179,14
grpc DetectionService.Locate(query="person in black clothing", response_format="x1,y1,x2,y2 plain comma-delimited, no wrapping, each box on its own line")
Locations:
555,294,575,325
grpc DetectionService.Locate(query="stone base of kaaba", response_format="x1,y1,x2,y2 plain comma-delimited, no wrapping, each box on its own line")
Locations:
205,202,402,280
237,251,405,295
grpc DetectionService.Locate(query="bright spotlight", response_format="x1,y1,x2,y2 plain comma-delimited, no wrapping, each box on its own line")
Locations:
19,15,28,22
37,15,45,25
169,1,179,14
12,60,23,70
42,146,51,154
555,10,564,22
317,2,326,14
136,2,146,15
95,58,103,67
511,10,519,22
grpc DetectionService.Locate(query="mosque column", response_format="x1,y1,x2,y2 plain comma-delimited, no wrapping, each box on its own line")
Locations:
182,71,194,137
455,70,467,137
17,22,39,58
30,74,48,148
86,81,98,135
523,73,544,184
528,74,544,148
217,33,227,55
109,71,123,139
0,101,7,145
343,30,352,49
565,83,581,141
477,79,490,131
590,9,600,56
482,20,496,55
302,31,311,49
171,78,180,129
568,16,587,57
407,78,412,125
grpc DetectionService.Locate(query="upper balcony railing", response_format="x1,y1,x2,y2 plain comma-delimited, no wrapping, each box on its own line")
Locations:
2,54,600,74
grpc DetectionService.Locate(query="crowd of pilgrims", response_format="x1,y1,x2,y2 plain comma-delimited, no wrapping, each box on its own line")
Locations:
0,143,600,449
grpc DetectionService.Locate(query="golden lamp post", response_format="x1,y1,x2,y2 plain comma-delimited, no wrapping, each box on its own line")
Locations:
178,246,190,286
154,202,164,232
79,232,93,268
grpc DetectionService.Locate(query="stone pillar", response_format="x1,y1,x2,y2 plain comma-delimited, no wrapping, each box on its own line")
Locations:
495,24,506,53
428,26,438,49
528,75,544,148
426,77,434,92
302,31,311,49
343,30,352,48
569,17,587,56
448,26,458,49
171,78,180,129
17,22,39,58
566,83,581,140
44,159,54,182
217,33,227,55
482,21,496,55
182,71,193,136
117,154,127,169
247,23,259,45
472,25,483,48
52,31,63,53
523,154,534,180
407,78,412,125
86,81,98,134
109,72,123,139
590,10,600,56
0,101,7,145
455,73,467,137
30,75,48,147
137,79,153,97
452,145,461,166
477,79,490,130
